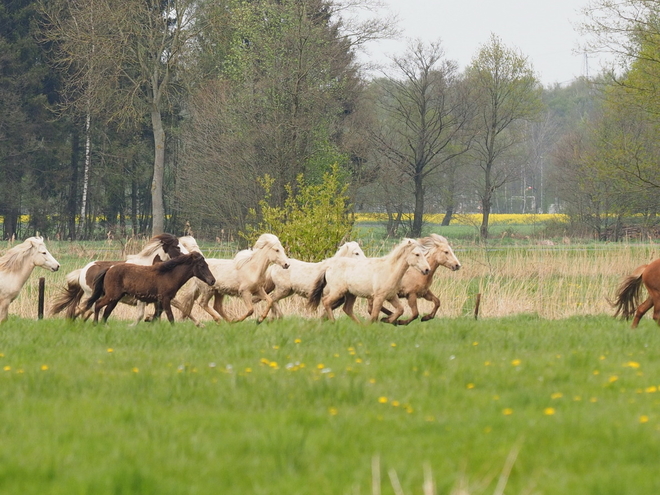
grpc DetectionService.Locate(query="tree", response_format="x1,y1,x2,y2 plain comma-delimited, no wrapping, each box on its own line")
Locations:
371,40,472,237
40,0,202,235
464,35,543,240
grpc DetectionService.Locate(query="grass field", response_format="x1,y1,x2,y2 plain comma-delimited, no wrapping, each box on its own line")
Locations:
3,233,660,493
1,316,660,494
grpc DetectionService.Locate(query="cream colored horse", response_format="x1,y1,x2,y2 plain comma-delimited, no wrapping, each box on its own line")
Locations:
377,234,461,324
265,241,366,318
308,238,430,324
0,237,60,323
175,233,290,324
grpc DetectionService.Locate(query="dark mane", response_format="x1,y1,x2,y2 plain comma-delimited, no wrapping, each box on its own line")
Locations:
155,252,200,273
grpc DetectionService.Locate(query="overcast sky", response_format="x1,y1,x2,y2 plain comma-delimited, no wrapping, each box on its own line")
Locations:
357,0,610,86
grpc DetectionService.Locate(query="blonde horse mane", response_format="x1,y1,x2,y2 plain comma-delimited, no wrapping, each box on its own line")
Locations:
420,234,448,250
234,234,282,270
0,237,41,273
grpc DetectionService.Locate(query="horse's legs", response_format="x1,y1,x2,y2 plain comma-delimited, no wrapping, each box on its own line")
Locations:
341,294,361,324
162,299,175,324
0,300,10,324
321,294,338,321
196,289,224,323
171,297,202,326
420,291,440,322
130,301,147,327
234,290,256,322
397,294,419,325
255,288,274,323
632,296,653,328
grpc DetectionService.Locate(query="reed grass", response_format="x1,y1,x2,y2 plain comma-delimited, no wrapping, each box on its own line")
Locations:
7,239,658,324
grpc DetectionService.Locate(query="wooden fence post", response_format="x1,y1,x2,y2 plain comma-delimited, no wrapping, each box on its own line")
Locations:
474,293,481,320
38,277,45,320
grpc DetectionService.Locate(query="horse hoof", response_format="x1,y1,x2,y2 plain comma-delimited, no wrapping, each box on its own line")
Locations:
420,315,433,322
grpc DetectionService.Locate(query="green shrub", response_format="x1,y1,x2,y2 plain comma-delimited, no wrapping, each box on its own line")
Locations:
241,164,354,261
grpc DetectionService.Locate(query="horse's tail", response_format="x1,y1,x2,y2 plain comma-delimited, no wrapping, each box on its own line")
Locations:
611,265,647,319
308,272,327,310
51,271,84,319
85,269,109,311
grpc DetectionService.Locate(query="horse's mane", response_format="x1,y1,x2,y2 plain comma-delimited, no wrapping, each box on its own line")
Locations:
253,233,280,250
127,233,178,261
385,238,419,262
155,252,198,273
0,237,41,273
180,235,201,253
420,234,448,250
234,249,254,270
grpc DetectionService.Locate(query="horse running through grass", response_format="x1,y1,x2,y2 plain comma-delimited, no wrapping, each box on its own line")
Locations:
611,258,660,328
264,241,366,319
51,233,188,320
0,236,60,324
174,233,290,324
377,234,461,324
308,238,430,324
86,252,215,325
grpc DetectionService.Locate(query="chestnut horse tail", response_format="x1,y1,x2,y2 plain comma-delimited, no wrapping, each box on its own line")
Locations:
308,273,327,310
85,269,109,311
611,269,645,320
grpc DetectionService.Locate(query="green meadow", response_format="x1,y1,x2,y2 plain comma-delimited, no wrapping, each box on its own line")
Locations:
1,315,660,494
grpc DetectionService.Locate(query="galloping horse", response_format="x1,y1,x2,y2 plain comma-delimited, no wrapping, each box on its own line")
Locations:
377,234,461,324
264,241,366,318
308,238,431,324
86,252,215,325
51,233,188,320
0,237,60,324
174,233,290,324
611,258,660,328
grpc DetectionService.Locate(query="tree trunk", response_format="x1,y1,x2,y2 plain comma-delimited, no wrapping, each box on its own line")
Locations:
480,165,493,240
412,172,425,237
441,204,453,226
151,106,166,236
67,130,80,240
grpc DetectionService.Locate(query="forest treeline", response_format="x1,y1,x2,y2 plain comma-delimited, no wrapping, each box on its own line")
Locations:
2,0,660,242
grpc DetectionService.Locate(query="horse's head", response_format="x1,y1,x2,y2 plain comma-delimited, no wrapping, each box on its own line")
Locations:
160,233,189,260
403,239,431,276
191,252,216,286
29,237,60,272
179,235,202,254
255,234,290,269
426,234,461,271
335,241,366,259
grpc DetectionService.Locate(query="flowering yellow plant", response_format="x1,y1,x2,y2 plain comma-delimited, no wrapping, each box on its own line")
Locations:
354,213,567,225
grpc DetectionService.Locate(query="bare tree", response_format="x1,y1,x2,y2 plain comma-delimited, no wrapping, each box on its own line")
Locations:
372,40,472,237
464,34,543,240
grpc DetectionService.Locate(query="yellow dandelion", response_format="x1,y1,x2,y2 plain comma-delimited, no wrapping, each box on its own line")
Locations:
355,358,363,364
625,361,641,368
329,407,338,416
574,396,582,401
484,426,492,433
405,405,414,414
593,370,600,375
390,343,397,348
369,378,376,384
599,355,606,360
40,365,48,371
317,363,325,369
493,395,500,401
0,353,4,358
245,368,252,373
609,375,619,383
272,345,279,350
260,358,270,365
640,415,650,424
334,353,339,358
269,362,279,369
503,408,514,416
378,396,388,404
466,383,475,389
425,415,435,422
3,366,10,371
511,359,521,366
132,367,139,373
646,386,657,393
472,342,478,346
551,392,563,399
590,397,598,403
107,348,114,353
294,339,301,344
544,407,556,416
391,400,400,407
484,361,491,366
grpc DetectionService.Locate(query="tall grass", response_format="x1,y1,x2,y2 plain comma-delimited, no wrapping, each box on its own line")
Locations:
8,239,657,324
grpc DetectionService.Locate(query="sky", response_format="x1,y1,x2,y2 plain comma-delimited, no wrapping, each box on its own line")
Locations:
357,0,610,86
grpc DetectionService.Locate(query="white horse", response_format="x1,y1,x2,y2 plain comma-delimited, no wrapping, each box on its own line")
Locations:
308,238,430,324
264,241,366,318
0,237,60,324
175,233,290,324
377,234,461,324
51,233,189,320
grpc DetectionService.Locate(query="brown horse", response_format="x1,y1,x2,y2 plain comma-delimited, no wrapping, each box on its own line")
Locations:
611,259,660,328
85,252,216,325
51,233,187,320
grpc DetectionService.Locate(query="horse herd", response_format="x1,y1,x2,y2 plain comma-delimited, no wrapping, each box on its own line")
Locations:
4,233,660,328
